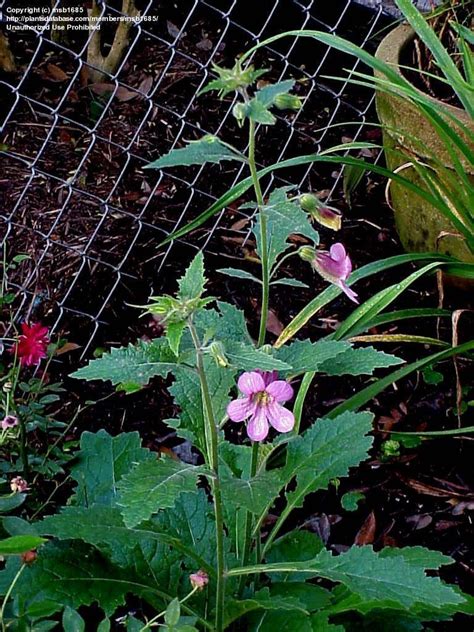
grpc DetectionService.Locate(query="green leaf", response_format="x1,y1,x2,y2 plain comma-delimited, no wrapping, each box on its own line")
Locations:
226,343,291,372
118,457,207,528
254,187,320,269
262,412,373,552
62,607,85,632
40,496,216,576
276,339,350,374
270,278,309,288
97,618,111,632
283,412,373,511
221,471,282,516
0,535,46,555
70,430,154,507
247,609,313,632
255,80,296,107
343,163,366,207
225,587,309,629
266,531,324,582
177,252,206,301
244,99,277,125
318,346,403,376
0,542,144,617
269,583,332,613
167,360,236,453
167,321,186,356
165,598,181,626
341,491,365,512
230,546,464,611
0,493,26,513
144,135,245,169
327,340,474,418
217,268,261,284
71,339,176,388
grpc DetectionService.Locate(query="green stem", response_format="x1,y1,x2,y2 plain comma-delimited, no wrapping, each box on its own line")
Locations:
248,118,269,348
238,441,259,594
292,372,316,435
0,563,26,632
188,321,225,632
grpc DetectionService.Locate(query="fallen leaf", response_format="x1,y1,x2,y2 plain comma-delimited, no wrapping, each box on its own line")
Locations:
230,217,250,231
115,86,138,102
45,63,68,82
138,75,154,94
55,342,81,356
196,37,213,51
406,514,432,530
354,511,376,546
398,474,462,498
266,309,284,336
167,20,180,38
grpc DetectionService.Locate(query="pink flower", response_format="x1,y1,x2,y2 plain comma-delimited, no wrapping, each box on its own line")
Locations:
10,476,29,493
12,322,49,366
189,570,209,590
313,243,358,303
227,371,295,442
1,415,18,430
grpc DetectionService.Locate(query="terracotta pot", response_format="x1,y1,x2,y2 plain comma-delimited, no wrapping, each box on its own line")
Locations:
375,23,474,269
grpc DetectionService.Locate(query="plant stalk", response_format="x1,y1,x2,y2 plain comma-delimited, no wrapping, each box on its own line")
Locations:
189,321,225,632
0,563,26,632
248,118,269,348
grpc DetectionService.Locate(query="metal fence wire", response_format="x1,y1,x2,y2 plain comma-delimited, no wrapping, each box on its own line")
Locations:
0,0,403,357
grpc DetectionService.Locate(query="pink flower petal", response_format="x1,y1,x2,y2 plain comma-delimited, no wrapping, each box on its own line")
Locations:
227,397,254,422
246,406,269,442
330,242,347,262
238,371,265,396
339,281,359,304
257,370,278,387
266,401,295,433
266,380,294,403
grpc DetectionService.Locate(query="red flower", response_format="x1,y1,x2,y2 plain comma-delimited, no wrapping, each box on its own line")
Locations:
13,322,49,367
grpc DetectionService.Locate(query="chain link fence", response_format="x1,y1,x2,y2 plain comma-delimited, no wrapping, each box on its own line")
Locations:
1,0,398,357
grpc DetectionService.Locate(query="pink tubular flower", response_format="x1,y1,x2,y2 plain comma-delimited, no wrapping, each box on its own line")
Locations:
1,415,18,430
313,243,358,303
189,570,209,591
12,322,49,367
10,476,29,493
227,371,295,442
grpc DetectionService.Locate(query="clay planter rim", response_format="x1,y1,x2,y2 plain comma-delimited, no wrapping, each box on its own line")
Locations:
375,22,473,173
375,22,472,125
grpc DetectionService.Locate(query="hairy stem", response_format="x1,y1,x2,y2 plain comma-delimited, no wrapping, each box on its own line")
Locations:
0,563,26,632
248,118,269,348
189,321,225,632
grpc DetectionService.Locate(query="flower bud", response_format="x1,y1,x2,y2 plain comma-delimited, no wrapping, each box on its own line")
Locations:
274,93,302,111
209,341,229,368
189,570,209,591
10,476,29,493
300,194,342,231
298,246,316,263
232,102,247,127
21,550,37,564
3,381,13,393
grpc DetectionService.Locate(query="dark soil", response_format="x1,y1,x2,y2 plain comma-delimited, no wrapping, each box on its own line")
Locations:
1,0,474,628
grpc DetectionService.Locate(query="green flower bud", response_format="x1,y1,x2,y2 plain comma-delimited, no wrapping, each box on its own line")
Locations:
274,93,302,111
209,341,229,368
300,194,342,231
232,102,247,127
298,246,316,264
